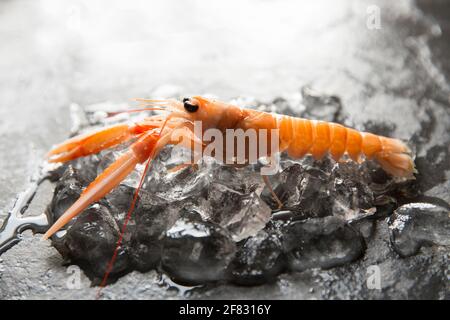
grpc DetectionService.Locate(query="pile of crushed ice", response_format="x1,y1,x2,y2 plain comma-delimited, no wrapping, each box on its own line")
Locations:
46,90,449,286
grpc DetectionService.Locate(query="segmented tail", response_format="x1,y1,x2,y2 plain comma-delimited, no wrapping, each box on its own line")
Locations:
372,136,416,178
277,116,416,178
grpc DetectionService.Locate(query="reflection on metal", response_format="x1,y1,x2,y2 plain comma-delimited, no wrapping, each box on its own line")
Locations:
0,164,58,255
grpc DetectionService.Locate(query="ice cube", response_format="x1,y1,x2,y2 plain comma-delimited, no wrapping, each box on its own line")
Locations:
48,166,85,223
161,211,236,284
128,196,181,272
207,183,272,242
388,203,450,257
229,229,286,285
281,216,366,272
57,204,130,284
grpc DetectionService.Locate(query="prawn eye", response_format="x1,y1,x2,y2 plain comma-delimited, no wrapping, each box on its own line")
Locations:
183,98,199,113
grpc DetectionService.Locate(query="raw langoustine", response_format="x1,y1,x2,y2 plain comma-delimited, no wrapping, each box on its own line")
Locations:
43,96,416,240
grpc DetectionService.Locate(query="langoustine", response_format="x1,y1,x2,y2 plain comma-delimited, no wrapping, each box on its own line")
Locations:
43,96,416,240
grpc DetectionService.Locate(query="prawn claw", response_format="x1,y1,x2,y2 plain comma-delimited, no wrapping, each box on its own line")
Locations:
42,131,160,240
47,124,136,163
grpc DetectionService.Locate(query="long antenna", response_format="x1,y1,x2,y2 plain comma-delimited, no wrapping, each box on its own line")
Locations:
96,153,154,299
96,111,170,299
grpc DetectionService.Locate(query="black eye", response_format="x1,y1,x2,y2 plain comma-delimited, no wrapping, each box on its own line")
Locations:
183,99,199,113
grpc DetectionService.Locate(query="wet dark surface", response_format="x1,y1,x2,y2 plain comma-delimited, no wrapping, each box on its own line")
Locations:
0,0,449,299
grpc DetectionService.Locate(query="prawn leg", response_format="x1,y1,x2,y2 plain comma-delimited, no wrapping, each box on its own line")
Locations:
262,175,283,209
42,130,160,240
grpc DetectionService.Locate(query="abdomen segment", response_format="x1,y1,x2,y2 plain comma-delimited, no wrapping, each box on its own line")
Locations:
278,116,415,178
